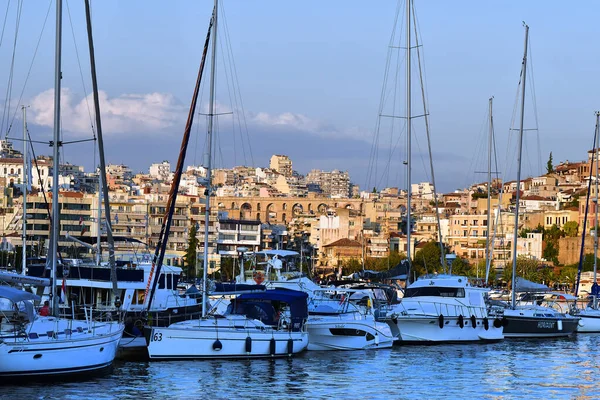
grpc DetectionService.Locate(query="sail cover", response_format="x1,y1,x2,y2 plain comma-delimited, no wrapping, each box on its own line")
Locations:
514,277,550,292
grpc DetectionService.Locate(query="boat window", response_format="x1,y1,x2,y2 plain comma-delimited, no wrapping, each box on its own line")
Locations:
158,274,165,289
166,274,173,290
404,287,465,298
28,332,39,340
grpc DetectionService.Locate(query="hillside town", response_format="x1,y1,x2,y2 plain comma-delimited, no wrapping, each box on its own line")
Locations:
0,138,597,286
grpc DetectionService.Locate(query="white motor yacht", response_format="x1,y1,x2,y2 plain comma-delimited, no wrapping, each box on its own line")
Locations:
387,275,504,343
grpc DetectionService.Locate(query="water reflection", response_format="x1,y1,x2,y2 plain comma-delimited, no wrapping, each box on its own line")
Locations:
4,337,600,398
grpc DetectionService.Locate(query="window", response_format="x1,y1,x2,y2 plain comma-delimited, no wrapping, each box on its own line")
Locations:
404,287,465,298
463,230,468,237
472,230,478,237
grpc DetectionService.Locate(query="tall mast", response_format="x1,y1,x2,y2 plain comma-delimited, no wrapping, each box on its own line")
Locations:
405,0,412,274
484,97,493,282
202,0,218,318
511,24,529,309
594,111,599,308
21,106,27,276
84,0,117,296
50,0,63,317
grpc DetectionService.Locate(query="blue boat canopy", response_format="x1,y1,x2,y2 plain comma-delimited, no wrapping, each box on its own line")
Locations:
0,286,40,303
235,289,308,331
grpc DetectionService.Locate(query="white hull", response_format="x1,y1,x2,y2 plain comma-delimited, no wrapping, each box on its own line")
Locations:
306,316,394,350
146,315,308,360
0,318,123,377
576,309,600,333
391,315,503,343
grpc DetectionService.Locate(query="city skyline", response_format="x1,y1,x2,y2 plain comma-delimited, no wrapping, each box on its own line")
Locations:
0,1,599,193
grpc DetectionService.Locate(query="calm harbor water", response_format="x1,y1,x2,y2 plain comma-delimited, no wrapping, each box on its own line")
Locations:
6,335,600,399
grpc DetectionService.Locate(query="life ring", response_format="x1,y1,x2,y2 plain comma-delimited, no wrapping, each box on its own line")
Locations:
253,271,265,285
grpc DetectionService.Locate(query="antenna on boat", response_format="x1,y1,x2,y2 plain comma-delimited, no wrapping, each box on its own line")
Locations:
511,23,529,310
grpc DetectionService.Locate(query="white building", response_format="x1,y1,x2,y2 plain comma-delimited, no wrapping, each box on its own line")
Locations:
411,182,435,200
149,161,171,181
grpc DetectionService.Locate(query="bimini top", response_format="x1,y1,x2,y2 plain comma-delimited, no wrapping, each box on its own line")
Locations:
0,285,41,303
236,289,308,330
514,277,550,293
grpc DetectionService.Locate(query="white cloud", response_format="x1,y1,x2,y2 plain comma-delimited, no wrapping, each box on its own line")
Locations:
29,88,186,136
250,111,368,142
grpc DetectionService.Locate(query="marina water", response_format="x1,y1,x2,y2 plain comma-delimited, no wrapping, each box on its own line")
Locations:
5,335,600,399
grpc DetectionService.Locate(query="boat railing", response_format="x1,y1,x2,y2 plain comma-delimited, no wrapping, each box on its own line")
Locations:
395,298,488,319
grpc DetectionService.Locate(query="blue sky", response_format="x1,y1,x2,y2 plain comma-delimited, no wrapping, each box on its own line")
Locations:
1,1,599,193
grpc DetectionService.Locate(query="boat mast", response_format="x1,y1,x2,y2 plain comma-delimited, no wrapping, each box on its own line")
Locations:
84,0,118,297
484,97,493,282
405,0,412,279
202,0,218,318
21,106,27,276
511,24,529,310
594,111,599,308
50,0,63,317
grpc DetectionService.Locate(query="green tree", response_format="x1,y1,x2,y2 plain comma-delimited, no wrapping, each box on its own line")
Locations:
449,257,471,276
413,242,443,274
183,222,199,280
372,187,377,193
546,152,554,174
562,221,579,237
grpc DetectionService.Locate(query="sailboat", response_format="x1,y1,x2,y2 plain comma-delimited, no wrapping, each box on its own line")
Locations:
0,0,123,378
145,0,308,360
573,112,600,332
495,24,579,338
376,0,503,343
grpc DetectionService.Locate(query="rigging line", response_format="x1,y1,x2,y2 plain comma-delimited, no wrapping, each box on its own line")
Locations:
65,0,95,138
376,122,406,189
527,37,542,176
1,0,22,138
365,0,402,190
217,32,237,166
220,2,253,167
5,1,52,139
0,0,11,49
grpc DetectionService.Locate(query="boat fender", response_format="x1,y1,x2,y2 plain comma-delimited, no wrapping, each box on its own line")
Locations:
470,315,477,329
270,338,276,356
212,339,223,351
458,315,464,329
287,338,294,355
483,317,489,331
375,333,380,346
493,318,502,328
245,336,252,354
438,314,444,329
557,319,563,331
502,317,509,328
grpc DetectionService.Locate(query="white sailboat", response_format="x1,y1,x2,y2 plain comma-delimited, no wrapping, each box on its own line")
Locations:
0,0,123,378
145,0,308,360
495,24,579,338
573,111,600,332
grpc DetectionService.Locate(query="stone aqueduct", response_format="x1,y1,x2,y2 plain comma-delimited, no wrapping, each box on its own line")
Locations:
214,196,405,223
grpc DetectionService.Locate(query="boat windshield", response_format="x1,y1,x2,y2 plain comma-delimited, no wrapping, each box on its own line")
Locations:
404,287,465,298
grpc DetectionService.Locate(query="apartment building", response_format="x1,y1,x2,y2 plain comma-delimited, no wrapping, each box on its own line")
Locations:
269,155,293,177
305,169,350,198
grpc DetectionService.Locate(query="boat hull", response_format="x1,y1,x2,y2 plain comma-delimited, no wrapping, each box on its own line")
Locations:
0,323,123,378
391,315,504,343
306,318,394,351
575,309,600,333
502,314,579,338
146,326,308,360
